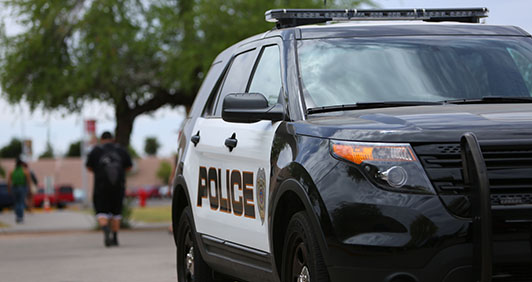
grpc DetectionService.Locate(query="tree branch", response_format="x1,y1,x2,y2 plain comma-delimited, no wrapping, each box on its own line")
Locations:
129,88,194,117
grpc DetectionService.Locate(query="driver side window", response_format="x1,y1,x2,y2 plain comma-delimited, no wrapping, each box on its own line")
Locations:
248,45,282,106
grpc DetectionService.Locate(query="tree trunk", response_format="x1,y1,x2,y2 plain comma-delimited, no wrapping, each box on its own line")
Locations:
112,88,194,148
114,104,134,148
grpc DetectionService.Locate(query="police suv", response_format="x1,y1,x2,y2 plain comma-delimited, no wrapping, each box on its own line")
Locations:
171,8,532,282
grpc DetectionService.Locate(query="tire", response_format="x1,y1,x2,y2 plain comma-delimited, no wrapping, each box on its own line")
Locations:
176,206,215,282
281,211,329,282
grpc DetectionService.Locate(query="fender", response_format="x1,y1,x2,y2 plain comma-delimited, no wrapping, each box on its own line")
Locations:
172,174,192,245
268,163,334,280
172,173,209,257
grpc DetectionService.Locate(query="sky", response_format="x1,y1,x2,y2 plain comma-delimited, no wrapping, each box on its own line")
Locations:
1,0,531,158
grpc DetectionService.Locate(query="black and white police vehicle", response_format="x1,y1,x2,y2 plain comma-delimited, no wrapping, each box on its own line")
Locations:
171,8,532,282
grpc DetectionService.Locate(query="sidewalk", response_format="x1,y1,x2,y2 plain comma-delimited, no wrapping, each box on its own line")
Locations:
0,209,95,234
0,209,170,234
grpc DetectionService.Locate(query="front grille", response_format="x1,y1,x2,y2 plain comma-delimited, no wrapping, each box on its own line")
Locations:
414,142,532,207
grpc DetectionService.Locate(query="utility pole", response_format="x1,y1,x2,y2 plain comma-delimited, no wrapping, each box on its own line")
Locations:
81,122,88,208
82,119,96,208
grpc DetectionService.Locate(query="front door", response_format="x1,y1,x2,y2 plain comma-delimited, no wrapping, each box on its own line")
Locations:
185,43,284,253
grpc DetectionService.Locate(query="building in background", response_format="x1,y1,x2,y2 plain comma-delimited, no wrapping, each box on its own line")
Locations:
0,157,171,200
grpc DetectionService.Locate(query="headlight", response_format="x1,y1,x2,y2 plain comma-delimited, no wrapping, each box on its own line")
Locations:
330,140,435,194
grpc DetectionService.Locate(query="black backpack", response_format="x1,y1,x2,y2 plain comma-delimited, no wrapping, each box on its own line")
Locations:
99,145,123,186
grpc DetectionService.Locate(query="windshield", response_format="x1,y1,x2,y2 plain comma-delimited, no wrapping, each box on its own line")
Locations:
297,36,532,109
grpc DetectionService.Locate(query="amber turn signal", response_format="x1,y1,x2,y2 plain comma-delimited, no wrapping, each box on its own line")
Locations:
331,141,416,165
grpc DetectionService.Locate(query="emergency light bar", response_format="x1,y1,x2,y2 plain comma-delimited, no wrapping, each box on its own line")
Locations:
265,8,489,29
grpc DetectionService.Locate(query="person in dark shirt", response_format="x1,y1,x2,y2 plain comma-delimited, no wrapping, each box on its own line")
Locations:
86,131,132,247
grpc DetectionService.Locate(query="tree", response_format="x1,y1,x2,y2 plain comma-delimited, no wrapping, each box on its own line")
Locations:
0,163,5,178
0,138,22,158
1,0,372,148
39,142,54,159
66,140,81,157
156,160,172,185
128,145,139,159
144,137,160,156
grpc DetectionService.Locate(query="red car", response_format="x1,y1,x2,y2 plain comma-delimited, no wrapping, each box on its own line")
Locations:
33,188,57,208
126,186,160,199
33,185,74,208
55,185,75,204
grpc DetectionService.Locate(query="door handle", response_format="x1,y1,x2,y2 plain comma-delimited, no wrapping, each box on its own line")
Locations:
225,133,238,152
191,131,200,147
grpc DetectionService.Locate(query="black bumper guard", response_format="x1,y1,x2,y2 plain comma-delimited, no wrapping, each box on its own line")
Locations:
461,133,493,282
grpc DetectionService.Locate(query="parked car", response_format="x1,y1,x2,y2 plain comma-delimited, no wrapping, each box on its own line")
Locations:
73,188,86,202
55,185,75,204
33,188,57,208
126,185,161,199
172,7,532,282
158,185,171,198
146,185,162,198
125,186,140,198
0,182,14,209
33,185,74,209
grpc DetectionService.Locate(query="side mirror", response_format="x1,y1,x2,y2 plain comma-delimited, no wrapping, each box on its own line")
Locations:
222,93,285,123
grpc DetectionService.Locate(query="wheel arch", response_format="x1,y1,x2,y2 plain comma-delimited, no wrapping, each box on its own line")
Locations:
269,163,332,280
172,175,192,246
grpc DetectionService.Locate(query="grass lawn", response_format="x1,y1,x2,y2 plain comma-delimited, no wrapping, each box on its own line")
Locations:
131,205,172,223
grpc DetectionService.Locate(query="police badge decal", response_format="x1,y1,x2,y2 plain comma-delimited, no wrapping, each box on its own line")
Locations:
256,168,266,225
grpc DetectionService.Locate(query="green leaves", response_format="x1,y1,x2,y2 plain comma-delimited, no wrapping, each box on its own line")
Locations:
144,136,160,156
156,160,172,184
66,140,81,157
0,0,373,146
39,142,54,159
0,138,22,158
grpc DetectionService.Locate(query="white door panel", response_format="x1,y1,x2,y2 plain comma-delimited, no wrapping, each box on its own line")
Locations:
183,117,280,252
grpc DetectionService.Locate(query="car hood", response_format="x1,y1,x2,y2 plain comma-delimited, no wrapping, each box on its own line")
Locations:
295,104,532,143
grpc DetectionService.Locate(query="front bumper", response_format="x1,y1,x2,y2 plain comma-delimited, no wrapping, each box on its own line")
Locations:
327,239,532,282
318,157,532,281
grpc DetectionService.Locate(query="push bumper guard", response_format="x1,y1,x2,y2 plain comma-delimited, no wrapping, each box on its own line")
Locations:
461,133,532,282
461,133,493,282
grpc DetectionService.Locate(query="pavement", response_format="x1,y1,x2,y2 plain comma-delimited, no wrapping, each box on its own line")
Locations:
0,229,178,282
0,200,178,282
0,206,170,234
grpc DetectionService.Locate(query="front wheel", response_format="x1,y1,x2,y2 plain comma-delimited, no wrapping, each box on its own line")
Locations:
282,211,329,282
176,206,214,282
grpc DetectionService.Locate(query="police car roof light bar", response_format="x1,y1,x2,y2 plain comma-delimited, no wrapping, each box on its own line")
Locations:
265,8,489,29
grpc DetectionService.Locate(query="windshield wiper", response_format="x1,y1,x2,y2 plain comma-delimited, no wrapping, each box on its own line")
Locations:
306,101,444,115
444,96,532,104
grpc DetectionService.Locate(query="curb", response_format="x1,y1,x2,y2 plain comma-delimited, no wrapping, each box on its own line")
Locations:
0,222,171,236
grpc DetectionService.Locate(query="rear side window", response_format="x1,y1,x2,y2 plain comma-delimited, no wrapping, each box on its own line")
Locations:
248,45,282,106
214,49,257,116
59,186,73,193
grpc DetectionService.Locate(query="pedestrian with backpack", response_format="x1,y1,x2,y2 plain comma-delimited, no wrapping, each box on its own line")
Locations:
7,158,32,223
86,131,132,247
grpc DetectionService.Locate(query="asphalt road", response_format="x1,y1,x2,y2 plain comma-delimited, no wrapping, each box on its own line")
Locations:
0,229,177,282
